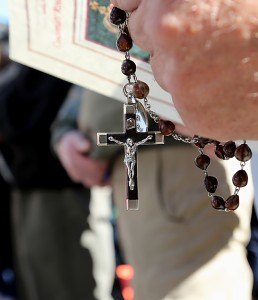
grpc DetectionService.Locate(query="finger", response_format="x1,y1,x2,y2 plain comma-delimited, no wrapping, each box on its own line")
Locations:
110,0,140,12
102,178,112,186
81,174,104,187
73,134,92,154
127,8,152,53
82,178,97,188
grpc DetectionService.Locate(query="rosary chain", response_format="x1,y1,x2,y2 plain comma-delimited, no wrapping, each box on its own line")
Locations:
172,133,199,144
143,94,198,144
111,6,253,212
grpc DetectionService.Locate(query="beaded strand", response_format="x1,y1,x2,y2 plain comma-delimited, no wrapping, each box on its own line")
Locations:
110,6,252,212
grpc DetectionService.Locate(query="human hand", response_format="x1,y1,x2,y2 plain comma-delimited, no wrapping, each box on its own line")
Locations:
56,131,110,187
111,0,258,141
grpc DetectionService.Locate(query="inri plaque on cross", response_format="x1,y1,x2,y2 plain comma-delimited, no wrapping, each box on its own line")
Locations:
97,102,164,210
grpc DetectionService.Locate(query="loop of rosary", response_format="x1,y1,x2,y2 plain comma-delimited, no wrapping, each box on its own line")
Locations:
110,6,253,212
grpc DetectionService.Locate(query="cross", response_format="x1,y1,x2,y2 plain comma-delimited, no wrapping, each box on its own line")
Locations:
97,103,164,210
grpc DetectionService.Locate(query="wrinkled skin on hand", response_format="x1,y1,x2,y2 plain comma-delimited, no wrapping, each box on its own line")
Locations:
111,0,258,140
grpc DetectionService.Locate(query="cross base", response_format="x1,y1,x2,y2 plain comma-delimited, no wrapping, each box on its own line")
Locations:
126,199,139,210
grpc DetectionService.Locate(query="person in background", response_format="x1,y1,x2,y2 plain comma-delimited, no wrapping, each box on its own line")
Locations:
247,153,258,300
0,20,17,300
51,85,119,300
52,87,254,300
0,174,17,300
247,205,258,300
0,28,108,298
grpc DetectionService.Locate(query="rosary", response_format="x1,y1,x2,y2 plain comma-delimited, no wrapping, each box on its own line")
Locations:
98,7,252,211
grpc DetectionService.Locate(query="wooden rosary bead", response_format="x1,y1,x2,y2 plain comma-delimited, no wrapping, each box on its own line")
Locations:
225,195,239,211
211,196,226,210
195,154,210,170
117,33,133,52
234,143,252,162
223,141,236,158
215,144,226,160
132,80,150,99
121,59,136,76
204,176,218,193
110,7,127,25
232,170,248,187
158,120,175,136
194,137,214,148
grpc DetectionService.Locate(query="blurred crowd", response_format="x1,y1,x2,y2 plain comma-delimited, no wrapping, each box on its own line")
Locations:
1,1,258,300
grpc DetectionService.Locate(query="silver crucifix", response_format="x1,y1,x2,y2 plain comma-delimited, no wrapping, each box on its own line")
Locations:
108,135,153,190
97,101,164,210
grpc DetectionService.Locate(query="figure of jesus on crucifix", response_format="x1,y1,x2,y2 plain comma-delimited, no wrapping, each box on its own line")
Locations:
97,103,163,210
108,135,153,190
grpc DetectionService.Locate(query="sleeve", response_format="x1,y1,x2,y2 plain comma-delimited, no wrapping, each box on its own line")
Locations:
0,62,71,142
51,85,86,152
77,89,124,160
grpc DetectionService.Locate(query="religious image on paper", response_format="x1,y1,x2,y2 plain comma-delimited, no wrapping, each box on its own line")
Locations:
87,0,149,61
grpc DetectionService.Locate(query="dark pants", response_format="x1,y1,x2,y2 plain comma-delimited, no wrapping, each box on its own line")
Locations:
0,175,17,298
11,188,96,300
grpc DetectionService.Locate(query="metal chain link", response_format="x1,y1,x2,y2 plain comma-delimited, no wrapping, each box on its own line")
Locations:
172,133,199,144
143,98,160,123
143,97,199,144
